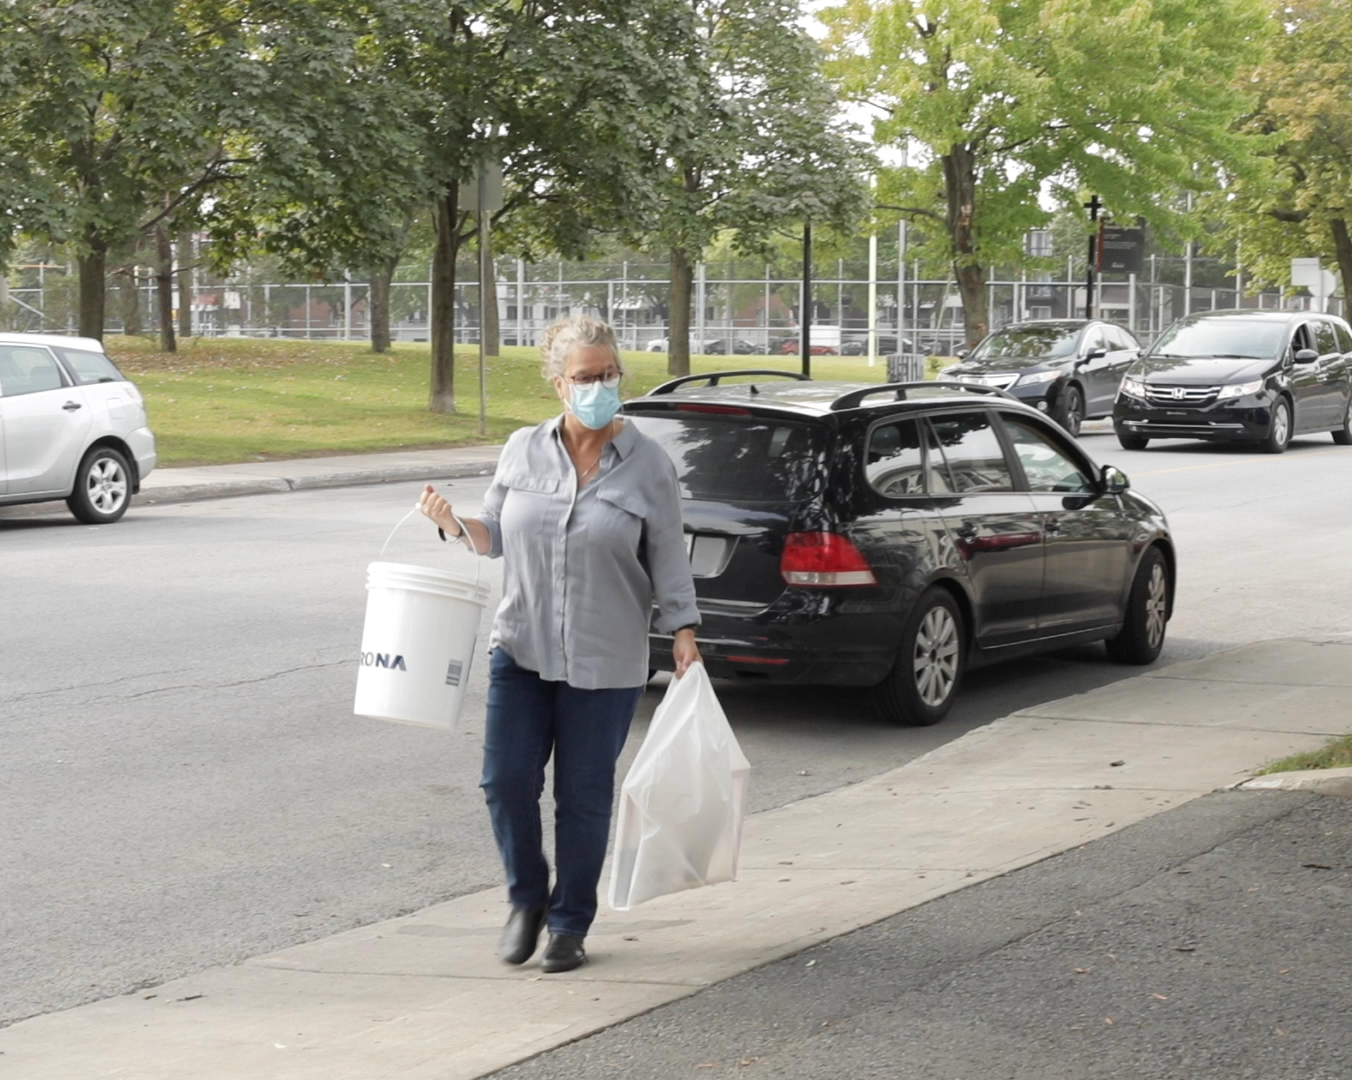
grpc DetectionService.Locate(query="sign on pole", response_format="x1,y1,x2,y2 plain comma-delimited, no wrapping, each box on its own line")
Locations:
463,162,504,214
1291,258,1337,312
1098,223,1145,275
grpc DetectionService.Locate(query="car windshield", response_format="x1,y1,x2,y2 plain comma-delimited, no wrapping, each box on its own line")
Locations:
627,413,824,503
969,327,1080,361
1151,319,1287,360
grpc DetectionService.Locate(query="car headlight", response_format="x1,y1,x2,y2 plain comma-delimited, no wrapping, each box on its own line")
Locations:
1016,370,1061,387
1216,379,1265,400
1120,377,1147,399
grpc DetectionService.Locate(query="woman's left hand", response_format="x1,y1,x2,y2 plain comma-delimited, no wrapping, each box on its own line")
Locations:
673,628,702,678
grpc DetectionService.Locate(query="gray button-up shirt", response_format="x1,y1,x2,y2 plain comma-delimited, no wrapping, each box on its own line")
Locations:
477,415,699,690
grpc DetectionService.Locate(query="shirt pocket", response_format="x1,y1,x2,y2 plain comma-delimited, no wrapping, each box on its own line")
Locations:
595,486,647,554
502,472,560,495
500,472,561,535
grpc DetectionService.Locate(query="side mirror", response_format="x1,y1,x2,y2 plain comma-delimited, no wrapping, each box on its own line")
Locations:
1084,347,1107,361
1294,348,1319,363
1101,465,1130,495
955,347,970,359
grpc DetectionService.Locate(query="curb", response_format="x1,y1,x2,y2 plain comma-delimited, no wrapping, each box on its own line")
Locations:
1236,766,1352,799
136,460,500,507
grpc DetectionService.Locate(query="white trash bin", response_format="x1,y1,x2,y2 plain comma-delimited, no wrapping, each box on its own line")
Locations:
353,509,489,731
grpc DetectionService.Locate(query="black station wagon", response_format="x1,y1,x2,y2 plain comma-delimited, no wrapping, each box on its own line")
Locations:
626,371,1175,726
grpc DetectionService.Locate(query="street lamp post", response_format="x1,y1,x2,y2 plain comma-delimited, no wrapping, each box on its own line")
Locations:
801,220,812,378
1084,194,1102,320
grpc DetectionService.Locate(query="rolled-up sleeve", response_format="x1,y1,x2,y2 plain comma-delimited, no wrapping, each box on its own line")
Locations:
645,454,700,634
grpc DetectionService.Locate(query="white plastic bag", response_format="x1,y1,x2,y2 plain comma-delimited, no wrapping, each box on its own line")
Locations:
608,663,751,911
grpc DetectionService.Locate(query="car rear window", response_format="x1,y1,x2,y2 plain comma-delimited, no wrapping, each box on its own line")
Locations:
627,412,824,503
51,346,125,385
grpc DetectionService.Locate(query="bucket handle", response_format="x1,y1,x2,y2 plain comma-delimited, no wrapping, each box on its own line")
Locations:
379,504,483,589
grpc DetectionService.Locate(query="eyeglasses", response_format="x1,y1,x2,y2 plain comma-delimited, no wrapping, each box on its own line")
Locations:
567,372,622,389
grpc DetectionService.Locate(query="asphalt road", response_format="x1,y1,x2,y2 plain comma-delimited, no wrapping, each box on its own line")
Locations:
495,791,1352,1080
2,425,1350,1027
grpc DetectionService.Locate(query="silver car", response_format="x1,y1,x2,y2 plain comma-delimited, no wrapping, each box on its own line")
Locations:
0,333,156,523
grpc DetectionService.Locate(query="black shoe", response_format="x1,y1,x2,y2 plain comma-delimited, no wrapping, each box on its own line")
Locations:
540,932,587,974
497,906,546,965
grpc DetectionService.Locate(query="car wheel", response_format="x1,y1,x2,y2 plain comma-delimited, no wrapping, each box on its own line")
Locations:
1332,395,1352,445
1115,428,1150,451
1055,384,1085,437
1260,398,1291,454
873,588,965,726
1105,547,1170,665
66,446,132,524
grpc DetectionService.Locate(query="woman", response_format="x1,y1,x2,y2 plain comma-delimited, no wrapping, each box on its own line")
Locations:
418,315,701,974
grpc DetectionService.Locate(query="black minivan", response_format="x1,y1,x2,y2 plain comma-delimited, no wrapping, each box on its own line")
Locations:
625,372,1174,727
1113,310,1352,452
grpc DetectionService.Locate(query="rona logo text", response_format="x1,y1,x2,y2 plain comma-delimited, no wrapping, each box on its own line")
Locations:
359,652,407,671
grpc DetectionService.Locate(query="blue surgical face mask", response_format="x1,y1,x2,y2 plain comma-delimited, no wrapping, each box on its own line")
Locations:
568,380,622,429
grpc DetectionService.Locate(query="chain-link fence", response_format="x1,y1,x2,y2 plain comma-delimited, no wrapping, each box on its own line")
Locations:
3,258,1342,355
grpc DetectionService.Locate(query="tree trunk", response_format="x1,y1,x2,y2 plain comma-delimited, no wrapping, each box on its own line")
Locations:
368,254,397,354
0,276,9,331
668,246,694,376
155,225,177,353
177,231,194,339
942,145,989,349
429,186,460,413
1331,217,1352,314
118,266,143,335
482,221,500,357
77,242,107,341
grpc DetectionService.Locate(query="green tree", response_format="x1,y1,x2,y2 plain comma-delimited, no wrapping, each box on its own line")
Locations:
0,0,268,339
827,0,1272,346
1206,0,1352,307
621,0,868,377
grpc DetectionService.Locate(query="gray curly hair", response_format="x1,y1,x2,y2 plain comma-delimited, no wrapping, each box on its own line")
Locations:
540,315,622,380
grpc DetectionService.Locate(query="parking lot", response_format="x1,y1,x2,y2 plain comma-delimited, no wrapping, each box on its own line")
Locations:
2,423,1350,1028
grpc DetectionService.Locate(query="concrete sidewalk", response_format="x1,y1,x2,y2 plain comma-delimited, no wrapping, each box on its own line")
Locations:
3,638,1348,1078
137,446,504,505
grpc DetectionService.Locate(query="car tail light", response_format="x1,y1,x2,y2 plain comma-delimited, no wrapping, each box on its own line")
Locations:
780,532,876,586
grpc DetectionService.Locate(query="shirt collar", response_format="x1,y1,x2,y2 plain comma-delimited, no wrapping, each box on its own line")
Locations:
548,413,638,460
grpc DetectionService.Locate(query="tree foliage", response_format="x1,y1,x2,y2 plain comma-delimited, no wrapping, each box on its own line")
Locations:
1206,0,1352,306
611,0,870,376
827,0,1272,345
0,0,274,337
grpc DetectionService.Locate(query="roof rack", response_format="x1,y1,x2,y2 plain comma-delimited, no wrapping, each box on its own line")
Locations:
828,381,1017,412
649,369,813,396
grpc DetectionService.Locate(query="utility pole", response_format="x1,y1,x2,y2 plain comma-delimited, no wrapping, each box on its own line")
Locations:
801,220,812,378
1083,194,1102,320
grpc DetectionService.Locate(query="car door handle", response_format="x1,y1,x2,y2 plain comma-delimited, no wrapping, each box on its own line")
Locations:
62,401,82,411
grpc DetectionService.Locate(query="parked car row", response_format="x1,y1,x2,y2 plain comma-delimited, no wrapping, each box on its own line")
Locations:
644,334,930,357
939,312,1352,451
0,333,156,524
626,371,1174,728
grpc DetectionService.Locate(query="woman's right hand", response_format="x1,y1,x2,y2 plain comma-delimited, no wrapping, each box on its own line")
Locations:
418,484,460,536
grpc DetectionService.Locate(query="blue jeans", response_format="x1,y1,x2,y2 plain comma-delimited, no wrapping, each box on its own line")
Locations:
480,648,643,937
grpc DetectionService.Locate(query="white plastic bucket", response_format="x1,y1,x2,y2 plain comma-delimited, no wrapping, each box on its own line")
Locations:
354,511,489,731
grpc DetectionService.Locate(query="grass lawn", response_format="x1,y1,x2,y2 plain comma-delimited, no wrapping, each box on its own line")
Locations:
105,336,936,467
1258,734,1352,775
